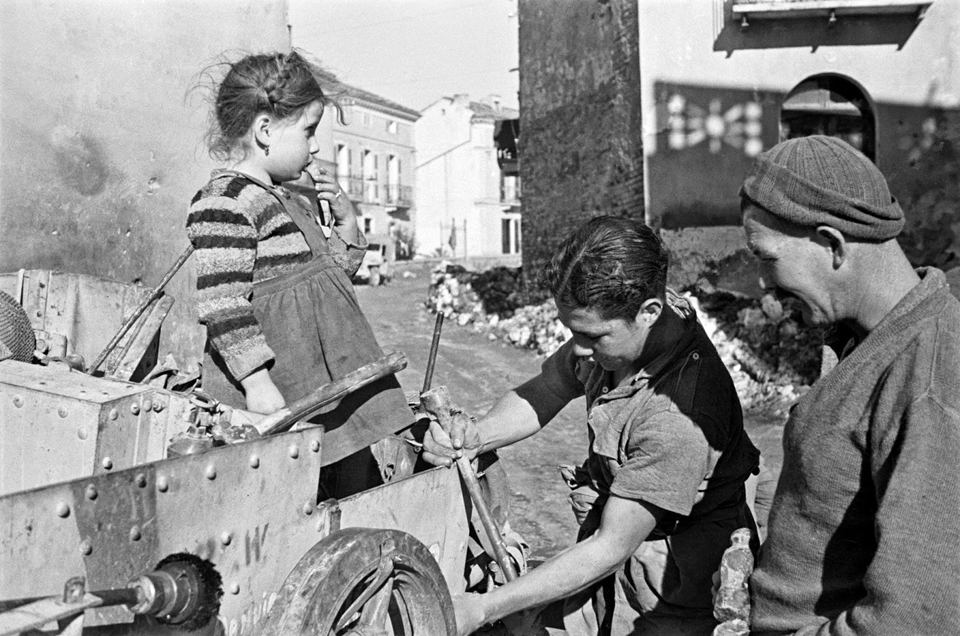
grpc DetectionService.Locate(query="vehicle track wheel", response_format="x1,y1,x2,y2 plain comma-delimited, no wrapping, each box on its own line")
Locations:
257,528,456,636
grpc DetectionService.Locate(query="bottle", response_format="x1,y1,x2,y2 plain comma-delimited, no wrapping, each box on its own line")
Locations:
713,527,754,623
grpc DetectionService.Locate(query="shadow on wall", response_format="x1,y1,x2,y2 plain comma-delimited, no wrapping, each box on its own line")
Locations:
647,80,960,270
647,81,784,229
713,0,928,55
0,123,155,280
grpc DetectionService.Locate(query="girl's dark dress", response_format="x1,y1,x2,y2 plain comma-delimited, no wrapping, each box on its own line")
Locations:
187,171,411,471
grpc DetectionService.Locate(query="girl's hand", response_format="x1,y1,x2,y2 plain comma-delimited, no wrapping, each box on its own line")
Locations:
308,163,357,225
453,593,487,636
240,367,286,415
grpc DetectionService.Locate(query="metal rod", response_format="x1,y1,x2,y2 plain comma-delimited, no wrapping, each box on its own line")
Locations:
457,454,520,582
0,588,137,614
422,312,444,393
258,352,408,436
420,387,519,583
89,245,194,374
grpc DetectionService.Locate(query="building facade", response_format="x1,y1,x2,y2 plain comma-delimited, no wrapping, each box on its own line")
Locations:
313,72,420,261
415,95,521,260
639,0,959,258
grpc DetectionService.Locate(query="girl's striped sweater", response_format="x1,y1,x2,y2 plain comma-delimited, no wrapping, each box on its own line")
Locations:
185,171,364,382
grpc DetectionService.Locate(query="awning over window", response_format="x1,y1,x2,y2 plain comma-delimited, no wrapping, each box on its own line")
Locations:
732,0,932,21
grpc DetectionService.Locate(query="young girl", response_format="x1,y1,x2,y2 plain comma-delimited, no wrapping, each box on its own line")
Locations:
186,51,412,492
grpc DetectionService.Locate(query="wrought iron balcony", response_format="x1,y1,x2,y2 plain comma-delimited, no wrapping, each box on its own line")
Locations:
385,184,414,207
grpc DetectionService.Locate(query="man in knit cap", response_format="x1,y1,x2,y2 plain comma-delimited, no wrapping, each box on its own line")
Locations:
740,135,960,634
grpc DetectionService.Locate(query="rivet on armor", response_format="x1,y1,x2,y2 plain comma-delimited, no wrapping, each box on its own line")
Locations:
101,457,113,470
56,502,70,518
109,408,118,421
157,476,169,492
249,455,260,469
13,396,23,408
131,403,140,415
85,484,97,500
77,427,88,440
130,526,142,541
58,407,68,418
302,502,313,516
229,583,240,595
288,445,300,459
205,465,217,480
153,401,164,412
80,540,93,556
143,399,153,412
310,439,321,453
220,532,232,546
135,473,147,488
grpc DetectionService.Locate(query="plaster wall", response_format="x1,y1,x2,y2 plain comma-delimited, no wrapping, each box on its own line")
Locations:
0,0,291,369
640,0,960,227
416,97,515,258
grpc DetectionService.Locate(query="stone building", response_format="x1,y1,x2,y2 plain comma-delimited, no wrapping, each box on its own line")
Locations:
313,71,420,261
415,95,522,261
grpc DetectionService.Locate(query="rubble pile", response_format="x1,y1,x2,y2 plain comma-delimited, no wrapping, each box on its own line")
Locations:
427,263,823,413
686,291,824,414
426,263,569,356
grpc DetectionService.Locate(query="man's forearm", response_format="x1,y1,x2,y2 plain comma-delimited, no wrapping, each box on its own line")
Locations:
474,388,552,454
470,497,661,628
474,531,626,624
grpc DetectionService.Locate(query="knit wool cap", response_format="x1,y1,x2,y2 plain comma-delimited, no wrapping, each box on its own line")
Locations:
739,135,905,240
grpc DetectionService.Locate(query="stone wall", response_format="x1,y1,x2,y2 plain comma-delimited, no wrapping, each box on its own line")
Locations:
517,0,645,283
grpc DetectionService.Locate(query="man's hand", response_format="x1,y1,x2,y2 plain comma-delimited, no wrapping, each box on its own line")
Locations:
453,593,487,636
421,411,481,467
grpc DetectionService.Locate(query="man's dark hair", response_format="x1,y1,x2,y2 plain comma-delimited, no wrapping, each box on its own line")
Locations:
539,216,668,320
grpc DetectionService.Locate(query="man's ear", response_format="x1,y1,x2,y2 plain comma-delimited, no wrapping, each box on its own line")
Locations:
252,114,272,151
636,297,663,325
816,225,847,269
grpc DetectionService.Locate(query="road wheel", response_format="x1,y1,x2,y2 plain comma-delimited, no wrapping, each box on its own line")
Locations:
257,528,456,636
368,266,381,286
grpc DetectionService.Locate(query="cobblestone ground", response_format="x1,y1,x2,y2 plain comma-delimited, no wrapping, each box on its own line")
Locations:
356,264,786,633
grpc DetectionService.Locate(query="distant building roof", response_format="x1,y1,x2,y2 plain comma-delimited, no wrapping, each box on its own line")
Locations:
315,68,420,122
469,100,519,122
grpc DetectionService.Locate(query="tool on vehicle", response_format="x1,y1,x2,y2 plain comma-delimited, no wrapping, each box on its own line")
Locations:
88,245,194,375
420,385,520,583
0,553,222,634
422,312,444,393
255,351,408,436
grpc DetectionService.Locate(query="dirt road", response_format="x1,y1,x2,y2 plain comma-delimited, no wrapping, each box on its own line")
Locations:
356,263,785,563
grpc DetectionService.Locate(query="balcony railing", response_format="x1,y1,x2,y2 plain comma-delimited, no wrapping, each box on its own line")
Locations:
500,179,522,204
336,174,413,206
385,184,414,207
363,181,381,203
338,175,365,199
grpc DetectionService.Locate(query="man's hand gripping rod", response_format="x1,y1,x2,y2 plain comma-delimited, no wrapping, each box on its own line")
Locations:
419,312,519,582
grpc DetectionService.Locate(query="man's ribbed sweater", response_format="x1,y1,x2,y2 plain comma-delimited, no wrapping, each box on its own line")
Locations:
185,172,362,382
750,268,960,635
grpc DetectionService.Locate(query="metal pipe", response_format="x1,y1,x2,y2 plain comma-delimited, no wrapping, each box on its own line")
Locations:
88,245,194,374
422,312,444,394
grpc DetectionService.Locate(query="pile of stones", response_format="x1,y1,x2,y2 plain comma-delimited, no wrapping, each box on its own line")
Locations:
426,262,823,413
